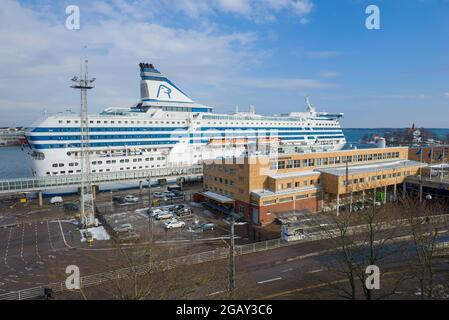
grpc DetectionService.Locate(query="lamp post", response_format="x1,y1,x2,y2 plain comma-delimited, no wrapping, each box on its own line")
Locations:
147,178,153,242
229,211,236,294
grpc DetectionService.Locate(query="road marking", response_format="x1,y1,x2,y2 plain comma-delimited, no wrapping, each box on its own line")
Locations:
257,277,282,284
34,223,42,260
20,224,26,263
206,290,225,296
58,220,73,249
3,228,12,268
259,271,401,300
281,268,293,273
307,269,323,274
46,220,55,251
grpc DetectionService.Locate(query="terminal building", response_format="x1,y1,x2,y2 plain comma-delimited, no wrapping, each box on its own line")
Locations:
198,147,426,225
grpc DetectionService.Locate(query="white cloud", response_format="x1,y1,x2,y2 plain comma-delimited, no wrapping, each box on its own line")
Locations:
0,0,325,126
153,0,315,22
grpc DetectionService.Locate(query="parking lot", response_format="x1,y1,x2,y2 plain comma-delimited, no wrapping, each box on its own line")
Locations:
0,183,280,294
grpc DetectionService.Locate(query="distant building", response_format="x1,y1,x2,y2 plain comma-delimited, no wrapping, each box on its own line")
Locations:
0,127,25,146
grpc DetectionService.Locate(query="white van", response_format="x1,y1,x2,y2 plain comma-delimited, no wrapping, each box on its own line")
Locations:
50,196,63,205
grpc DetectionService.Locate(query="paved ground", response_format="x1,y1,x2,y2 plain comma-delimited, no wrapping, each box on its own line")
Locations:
56,234,449,300
0,183,281,294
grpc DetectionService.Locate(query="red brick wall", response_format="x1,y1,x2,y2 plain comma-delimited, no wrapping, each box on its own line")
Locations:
192,193,205,202
257,197,323,225
235,200,251,220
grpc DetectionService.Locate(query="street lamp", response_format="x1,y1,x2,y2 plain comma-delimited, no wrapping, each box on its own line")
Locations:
147,178,153,242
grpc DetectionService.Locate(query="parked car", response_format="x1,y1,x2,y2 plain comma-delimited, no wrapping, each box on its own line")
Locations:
123,195,139,203
170,190,184,197
176,208,192,217
50,196,63,205
191,222,215,232
63,203,79,211
170,204,185,212
115,223,133,233
153,192,165,198
164,219,186,229
162,191,175,198
155,212,174,220
148,208,167,217
200,223,215,231
153,192,168,201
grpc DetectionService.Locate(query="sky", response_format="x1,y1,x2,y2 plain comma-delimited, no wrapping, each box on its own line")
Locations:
0,0,449,128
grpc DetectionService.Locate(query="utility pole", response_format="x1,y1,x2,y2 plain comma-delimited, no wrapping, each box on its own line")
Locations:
71,59,96,228
345,160,350,212
440,147,445,182
229,212,236,295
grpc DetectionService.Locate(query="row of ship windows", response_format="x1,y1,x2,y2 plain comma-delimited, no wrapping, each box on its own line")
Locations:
59,119,187,125
51,157,166,168
29,132,345,141
67,148,159,156
31,136,344,149
56,119,339,127
45,165,164,176
34,127,343,133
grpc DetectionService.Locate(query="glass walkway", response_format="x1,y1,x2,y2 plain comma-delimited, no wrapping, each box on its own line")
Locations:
0,165,203,194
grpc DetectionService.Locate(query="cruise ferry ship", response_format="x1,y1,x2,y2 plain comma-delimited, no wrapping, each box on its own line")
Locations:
24,63,346,179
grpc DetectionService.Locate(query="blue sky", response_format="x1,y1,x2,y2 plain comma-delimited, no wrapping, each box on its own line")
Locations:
1,0,449,128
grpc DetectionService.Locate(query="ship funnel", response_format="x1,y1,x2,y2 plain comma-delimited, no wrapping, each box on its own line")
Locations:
305,96,316,113
139,62,193,104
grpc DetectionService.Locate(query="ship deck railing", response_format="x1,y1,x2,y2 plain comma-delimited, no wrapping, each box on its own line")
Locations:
0,165,203,194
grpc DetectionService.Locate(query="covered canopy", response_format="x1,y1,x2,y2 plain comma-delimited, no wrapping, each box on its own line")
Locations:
202,191,234,204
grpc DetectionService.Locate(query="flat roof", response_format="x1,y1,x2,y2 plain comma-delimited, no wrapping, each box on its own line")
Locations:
316,160,426,177
269,170,320,180
252,186,320,199
202,191,234,203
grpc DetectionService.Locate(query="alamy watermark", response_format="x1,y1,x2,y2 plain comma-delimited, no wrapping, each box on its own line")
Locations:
365,5,381,30
65,5,80,30
65,265,80,290
365,265,380,290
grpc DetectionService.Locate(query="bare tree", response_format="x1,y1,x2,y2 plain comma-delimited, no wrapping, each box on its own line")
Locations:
78,242,220,300
400,197,449,299
314,189,409,300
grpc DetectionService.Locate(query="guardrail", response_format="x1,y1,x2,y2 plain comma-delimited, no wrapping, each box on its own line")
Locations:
0,165,203,194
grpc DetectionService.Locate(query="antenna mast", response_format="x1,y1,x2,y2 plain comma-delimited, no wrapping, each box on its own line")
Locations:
71,59,96,228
